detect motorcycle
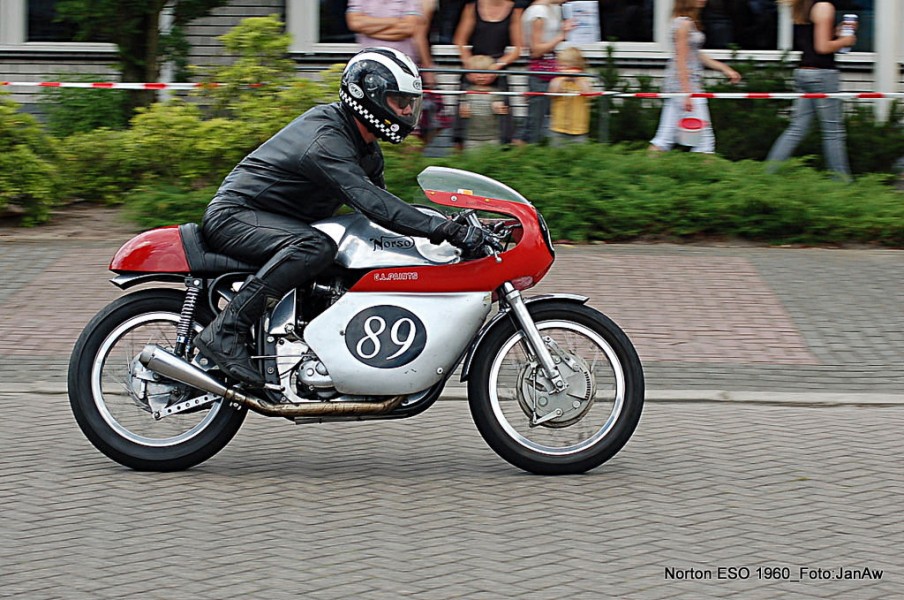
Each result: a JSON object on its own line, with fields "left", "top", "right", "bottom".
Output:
{"left": 68, "top": 167, "right": 644, "bottom": 475}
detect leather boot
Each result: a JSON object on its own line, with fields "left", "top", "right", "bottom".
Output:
{"left": 194, "top": 276, "right": 274, "bottom": 387}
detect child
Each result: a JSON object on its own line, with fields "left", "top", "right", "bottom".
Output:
{"left": 548, "top": 46, "right": 592, "bottom": 146}
{"left": 458, "top": 55, "right": 508, "bottom": 151}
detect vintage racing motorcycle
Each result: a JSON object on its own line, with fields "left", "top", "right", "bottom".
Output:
{"left": 68, "top": 167, "right": 644, "bottom": 475}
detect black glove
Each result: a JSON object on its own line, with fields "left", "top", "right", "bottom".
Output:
{"left": 430, "top": 220, "right": 489, "bottom": 253}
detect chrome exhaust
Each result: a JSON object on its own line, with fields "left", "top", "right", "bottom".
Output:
{"left": 138, "top": 345, "right": 404, "bottom": 418}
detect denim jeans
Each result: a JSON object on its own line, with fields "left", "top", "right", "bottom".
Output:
{"left": 519, "top": 75, "right": 551, "bottom": 144}
{"left": 766, "top": 68, "right": 851, "bottom": 179}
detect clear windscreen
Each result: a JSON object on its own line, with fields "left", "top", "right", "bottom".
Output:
{"left": 416, "top": 167, "right": 531, "bottom": 205}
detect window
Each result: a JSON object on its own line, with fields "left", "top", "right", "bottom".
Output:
{"left": 701, "top": 0, "right": 779, "bottom": 50}
{"left": 27, "top": 0, "right": 79, "bottom": 42}
{"left": 312, "top": 0, "right": 883, "bottom": 55}
{"left": 320, "top": 0, "right": 354, "bottom": 43}
{"left": 27, "top": 0, "right": 109, "bottom": 43}
{"left": 599, "top": 0, "right": 654, "bottom": 42}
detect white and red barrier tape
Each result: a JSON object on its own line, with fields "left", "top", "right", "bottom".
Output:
{"left": 1, "top": 80, "right": 902, "bottom": 99}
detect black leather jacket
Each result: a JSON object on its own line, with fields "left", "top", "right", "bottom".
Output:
{"left": 209, "top": 102, "right": 446, "bottom": 238}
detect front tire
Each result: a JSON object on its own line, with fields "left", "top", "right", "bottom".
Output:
{"left": 68, "top": 289, "right": 247, "bottom": 471}
{"left": 468, "top": 302, "right": 644, "bottom": 475}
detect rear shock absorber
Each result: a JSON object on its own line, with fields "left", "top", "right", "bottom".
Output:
{"left": 174, "top": 277, "right": 203, "bottom": 357}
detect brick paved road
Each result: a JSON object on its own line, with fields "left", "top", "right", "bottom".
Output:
{"left": 1, "top": 226, "right": 902, "bottom": 598}
{"left": 2, "top": 395, "right": 901, "bottom": 599}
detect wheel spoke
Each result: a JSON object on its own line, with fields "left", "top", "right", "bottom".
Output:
{"left": 488, "top": 320, "right": 626, "bottom": 456}
{"left": 91, "top": 311, "right": 221, "bottom": 447}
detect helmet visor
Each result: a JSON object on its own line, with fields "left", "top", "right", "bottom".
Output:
{"left": 384, "top": 92, "right": 423, "bottom": 129}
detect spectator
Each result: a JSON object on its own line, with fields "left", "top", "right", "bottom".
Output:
{"left": 648, "top": 0, "right": 741, "bottom": 154}
{"left": 547, "top": 46, "right": 592, "bottom": 146}
{"left": 452, "top": 0, "right": 523, "bottom": 150}
{"left": 459, "top": 55, "right": 509, "bottom": 150}
{"left": 413, "top": 0, "right": 448, "bottom": 149}
{"left": 766, "top": 0, "right": 856, "bottom": 181}
{"left": 519, "top": 0, "right": 574, "bottom": 145}
{"left": 346, "top": 0, "right": 422, "bottom": 64}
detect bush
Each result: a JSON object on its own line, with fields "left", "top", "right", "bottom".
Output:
{"left": 38, "top": 75, "right": 129, "bottom": 137}
{"left": 0, "top": 93, "right": 58, "bottom": 223}
{"left": 124, "top": 184, "right": 218, "bottom": 228}
{"left": 56, "top": 128, "right": 138, "bottom": 204}
{"left": 52, "top": 15, "right": 343, "bottom": 212}
{"left": 390, "top": 144, "right": 904, "bottom": 246}
{"left": 128, "top": 101, "right": 255, "bottom": 188}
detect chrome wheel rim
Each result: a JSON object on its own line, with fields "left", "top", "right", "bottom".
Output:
{"left": 488, "top": 320, "right": 625, "bottom": 456}
{"left": 90, "top": 312, "right": 221, "bottom": 447}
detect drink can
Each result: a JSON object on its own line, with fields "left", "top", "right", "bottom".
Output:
{"left": 839, "top": 14, "right": 857, "bottom": 54}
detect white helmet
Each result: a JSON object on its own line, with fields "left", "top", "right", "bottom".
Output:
{"left": 340, "top": 47, "right": 423, "bottom": 144}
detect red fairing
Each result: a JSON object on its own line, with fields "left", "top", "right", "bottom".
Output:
{"left": 109, "top": 226, "right": 190, "bottom": 273}
{"left": 350, "top": 190, "right": 554, "bottom": 293}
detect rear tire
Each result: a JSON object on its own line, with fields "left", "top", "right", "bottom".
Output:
{"left": 68, "top": 289, "right": 247, "bottom": 471}
{"left": 468, "top": 302, "right": 644, "bottom": 475}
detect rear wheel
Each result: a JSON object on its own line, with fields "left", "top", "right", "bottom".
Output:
{"left": 68, "top": 289, "right": 246, "bottom": 471}
{"left": 468, "top": 302, "right": 644, "bottom": 475}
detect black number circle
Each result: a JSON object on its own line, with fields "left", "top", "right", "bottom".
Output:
{"left": 345, "top": 306, "right": 427, "bottom": 368}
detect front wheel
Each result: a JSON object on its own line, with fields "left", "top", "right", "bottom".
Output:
{"left": 468, "top": 302, "right": 644, "bottom": 475}
{"left": 68, "top": 289, "right": 247, "bottom": 471}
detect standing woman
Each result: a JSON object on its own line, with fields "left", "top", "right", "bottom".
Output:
{"left": 452, "top": 0, "right": 523, "bottom": 149}
{"left": 766, "top": 0, "right": 857, "bottom": 180}
{"left": 649, "top": 0, "right": 741, "bottom": 153}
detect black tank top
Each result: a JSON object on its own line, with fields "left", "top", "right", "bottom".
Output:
{"left": 469, "top": 0, "right": 515, "bottom": 59}
{"left": 795, "top": 0, "right": 837, "bottom": 69}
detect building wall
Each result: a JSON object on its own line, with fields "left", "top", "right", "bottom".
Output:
{"left": 184, "top": 0, "right": 284, "bottom": 69}
{"left": 1, "top": 0, "right": 901, "bottom": 120}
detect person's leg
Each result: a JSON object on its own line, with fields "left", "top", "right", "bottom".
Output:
{"left": 536, "top": 79, "right": 551, "bottom": 144}
{"left": 197, "top": 205, "right": 337, "bottom": 386}
{"left": 812, "top": 70, "right": 852, "bottom": 180}
{"left": 766, "top": 69, "right": 817, "bottom": 170}
{"left": 452, "top": 74, "right": 468, "bottom": 152}
{"left": 649, "top": 97, "right": 681, "bottom": 151}
{"left": 524, "top": 76, "right": 549, "bottom": 144}
{"left": 496, "top": 74, "right": 514, "bottom": 144}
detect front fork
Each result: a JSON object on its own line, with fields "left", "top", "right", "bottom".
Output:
{"left": 500, "top": 282, "right": 567, "bottom": 392}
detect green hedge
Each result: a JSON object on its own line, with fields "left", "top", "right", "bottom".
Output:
{"left": 123, "top": 142, "right": 903, "bottom": 247}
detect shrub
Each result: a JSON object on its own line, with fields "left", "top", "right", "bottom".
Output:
{"left": 0, "top": 93, "right": 58, "bottom": 223}
{"left": 38, "top": 74, "right": 129, "bottom": 137}
{"left": 194, "top": 15, "right": 297, "bottom": 116}
{"left": 380, "top": 143, "right": 904, "bottom": 246}
{"left": 123, "top": 184, "right": 217, "bottom": 228}
{"left": 128, "top": 101, "right": 255, "bottom": 188}
{"left": 56, "top": 128, "right": 138, "bottom": 204}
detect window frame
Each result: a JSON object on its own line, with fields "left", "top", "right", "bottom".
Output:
{"left": 293, "top": 0, "right": 886, "bottom": 65}
{"left": 0, "top": 0, "right": 116, "bottom": 52}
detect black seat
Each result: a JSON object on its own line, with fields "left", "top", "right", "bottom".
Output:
{"left": 179, "top": 223, "right": 258, "bottom": 275}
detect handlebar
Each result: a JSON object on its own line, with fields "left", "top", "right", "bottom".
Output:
{"left": 458, "top": 210, "right": 505, "bottom": 263}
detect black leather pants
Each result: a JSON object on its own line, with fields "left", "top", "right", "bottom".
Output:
{"left": 201, "top": 201, "right": 338, "bottom": 295}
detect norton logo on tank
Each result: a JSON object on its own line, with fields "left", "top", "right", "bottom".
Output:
{"left": 344, "top": 306, "right": 427, "bottom": 368}
{"left": 371, "top": 235, "right": 415, "bottom": 250}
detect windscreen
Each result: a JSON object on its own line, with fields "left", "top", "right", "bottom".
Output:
{"left": 417, "top": 167, "right": 531, "bottom": 205}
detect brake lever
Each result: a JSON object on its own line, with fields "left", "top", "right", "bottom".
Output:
{"left": 484, "top": 233, "right": 504, "bottom": 263}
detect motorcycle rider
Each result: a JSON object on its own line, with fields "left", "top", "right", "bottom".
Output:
{"left": 194, "top": 47, "right": 492, "bottom": 388}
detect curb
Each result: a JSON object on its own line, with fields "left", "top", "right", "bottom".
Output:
{"left": 7, "top": 384, "right": 904, "bottom": 406}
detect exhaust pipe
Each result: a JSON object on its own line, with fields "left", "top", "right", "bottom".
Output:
{"left": 138, "top": 345, "right": 404, "bottom": 418}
